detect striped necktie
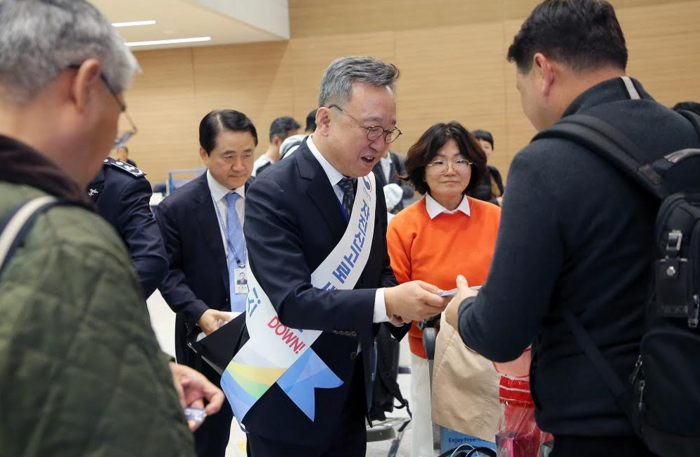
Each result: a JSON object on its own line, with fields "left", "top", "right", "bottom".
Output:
{"left": 337, "top": 177, "right": 356, "bottom": 218}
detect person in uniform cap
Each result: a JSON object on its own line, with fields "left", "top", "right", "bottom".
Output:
{"left": 87, "top": 157, "right": 168, "bottom": 298}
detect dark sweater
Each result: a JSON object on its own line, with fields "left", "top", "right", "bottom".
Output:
{"left": 458, "top": 77, "right": 700, "bottom": 437}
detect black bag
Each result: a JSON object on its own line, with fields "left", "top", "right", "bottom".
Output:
{"left": 368, "top": 324, "right": 410, "bottom": 421}
{"left": 533, "top": 111, "right": 700, "bottom": 457}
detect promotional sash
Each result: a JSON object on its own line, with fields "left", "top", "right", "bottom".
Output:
{"left": 221, "top": 172, "right": 377, "bottom": 423}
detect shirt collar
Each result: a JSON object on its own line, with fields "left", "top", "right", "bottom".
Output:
{"left": 425, "top": 193, "right": 470, "bottom": 219}
{"left": 306, "top": 135, "right": 345, "bottom": 187}
{"left": 206, "top": 169, "right": 245, "bottom": 203}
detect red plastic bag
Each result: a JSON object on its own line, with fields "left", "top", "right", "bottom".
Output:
{"left": 493, "top": 350, "right": 553, "bottom": 457}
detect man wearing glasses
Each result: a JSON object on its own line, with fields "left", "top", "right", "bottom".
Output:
{"left": 0, "top": 1, "right": 223, "bottom": 455}
{"left": 241, "top": 56, "right": 446, "bottom": 456}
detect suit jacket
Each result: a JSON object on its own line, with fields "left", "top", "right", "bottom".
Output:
{"left": 372, "top": 151, "right": 414, "bottom": 213}
{"left": 88, "top": 158, "right": 167, "bottom": 298}
{"left": 156, "top": 172, "right": 253, "bottom": 366}
{"left": 243, "top": 143, "right": 406, "bottom": 445}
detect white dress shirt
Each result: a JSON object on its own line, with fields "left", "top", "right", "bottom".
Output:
{"left": 306, "top": 136, "right": 390, "bottom": 324}
{"left": 207, "top": 170, "right": 245, "bottom": 258}
{"left": 251, "top": 154, "right": 273, "bottom": 177}
{"left": 425, "top": 192, "right": 471, "bottom": 220}
{"left": 380, "top": 154, "right": 392, "bottom": 183}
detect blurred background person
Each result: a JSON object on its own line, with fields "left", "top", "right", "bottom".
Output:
{"left": 467, "top": 129, "right": 504, "bottom": 205}
{"left": 116, "top": 145, "right": 137, "bottom": 166}
{"left": 252, "top": 115, "right": 300, "bottom": 176}
{"left": 388, "top": 122, "right": 501, "bottom": 456}
{"left": 280, "top": 108, "right": 319, "bottom": 160}
{"left": 373, "top": 149, "right": 414, "bottom": 214}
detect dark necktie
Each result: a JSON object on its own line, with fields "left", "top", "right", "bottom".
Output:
{"left": 337, "top": 177, "right": 356, "bottom": 218}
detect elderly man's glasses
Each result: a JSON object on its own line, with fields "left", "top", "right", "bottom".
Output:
{"left": 68, "top": 64, "right": 138, "bottom": 149}
{"left": 329, "top": 104, "right": 402, "bottom": 144}
{"left": 426, "top": 158, "right": 473, "bottom": 174}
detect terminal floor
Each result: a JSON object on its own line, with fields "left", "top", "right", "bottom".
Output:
{"left": 147, "top": 291, "right": 414, "bottom": 457}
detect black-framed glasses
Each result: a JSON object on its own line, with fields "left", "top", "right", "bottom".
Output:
{"left": 68, "top": 64, "right": 138, "bottom": 149}
{"left": 329, "top": 104, "right": 402, "bottom": 144}
{"left": 426, "top": 158, "right": 473, "bottom": 174}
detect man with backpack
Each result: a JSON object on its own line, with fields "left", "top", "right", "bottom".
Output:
{"left": 445, "top": 1, "right": 700, "bottom": 456}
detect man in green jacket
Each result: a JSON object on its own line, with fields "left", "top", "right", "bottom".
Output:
{"left": 0, "top": 1, "right": 224, "bottom": 456}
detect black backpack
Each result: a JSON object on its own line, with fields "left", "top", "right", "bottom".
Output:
{"left": 533, "top": 110, "right": 700, "bottom": 457}
{"left": 368, "top": 324, "right": 411, "bottom": 422}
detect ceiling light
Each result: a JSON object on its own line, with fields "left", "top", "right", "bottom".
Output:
{"left": 112, "top": 20, "right": 156, "bottom": 28}
{"left": 125, "top": 37, "right": 212, "bottom": 47}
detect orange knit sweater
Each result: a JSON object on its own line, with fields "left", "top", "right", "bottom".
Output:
{"left": 387, "top": 196, "right": 501, "bottom": 358}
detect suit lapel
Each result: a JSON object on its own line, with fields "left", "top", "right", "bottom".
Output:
{"left": 192, "top": 173, "right": 230, "bottom": 293}
{"left": 296, "top": 145, "right": 347, "bottom": 242}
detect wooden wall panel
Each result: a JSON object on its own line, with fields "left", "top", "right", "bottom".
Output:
{"left": 290, "top": 0, "right": 505, "bottom": 38}
{"left": 124, "top": 0, "right": 700, "bottom": 184}
{"left": 289, "top": 32, "right": 396, "bottom": 124}
{"left": 124, "top": 48, "right": 199, "bottom": 181}
{"left": 192, "top": 41, "right": 295, "bottom": 155}
{"left": 393, "top": 23, "right": 509, "bottom": 169}
{"left": 623, "top": 2, "right": 700, "bottom": 108}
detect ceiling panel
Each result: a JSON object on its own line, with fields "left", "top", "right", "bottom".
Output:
{"left": 91, "top": 0, "right": 287, "bottom": 51}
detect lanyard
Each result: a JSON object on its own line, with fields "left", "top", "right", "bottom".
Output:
{"left": 212, "top": 195, "right": 246, "bottom": 267}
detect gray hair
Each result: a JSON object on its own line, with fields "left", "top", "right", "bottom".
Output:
{"left": 318, "top": 56, "right": 399, "bottom": 108}
{"left": 0, "top": 0, "right": 139, "bottom": 104}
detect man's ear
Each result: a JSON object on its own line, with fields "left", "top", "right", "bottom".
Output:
{"left": 316, "top": 107, "right": 332, "bottom": 137}
{"left": 533, "top": 53, "right": 555, "bottom": 97}
{"left": 272, "top": 136, "right": 283, "bottom": 147}
{"left": 199, "top": 147, "right": 210, "bottom": 165}
{"left": 70, "top": 59, "right": 103, "bottom": 112}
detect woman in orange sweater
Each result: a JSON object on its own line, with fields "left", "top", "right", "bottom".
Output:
{"left": 387, "top": 122, "right": 501, "bottom": 456}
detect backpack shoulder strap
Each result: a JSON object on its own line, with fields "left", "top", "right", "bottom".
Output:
{"left": 0, "top": 197, "right": 84, "bottom": 276}
{"left": 533, "top": 114, "right": 670, "bottom": 199}
{"left": 677, "top": 110, "right": 700, "bottom": 139}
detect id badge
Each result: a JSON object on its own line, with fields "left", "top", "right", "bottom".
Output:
{"left": 234, "top": 268, "right": 248, "bottom": 295}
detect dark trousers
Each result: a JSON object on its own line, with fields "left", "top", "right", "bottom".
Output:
{"left": 193, "top": 355, "right": 234, "bottom": 457}
{"left": 551, "top": 435, "right": 659, "bottom": 457}
{"left": 248, "top": 358, "right": 367, "bottom": 457}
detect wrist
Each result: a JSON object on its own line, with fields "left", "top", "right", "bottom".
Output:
{"left": 383, "top": 287, "right": 394, "bottom": 317}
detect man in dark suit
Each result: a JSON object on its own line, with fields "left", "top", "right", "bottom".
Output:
{"left": 157, "top": 110, "right": 257, "bottom": 457}
{"left": 372, "top": 150, "right": 414, "bottom": 213}
{"left": 87, "top": 157, "right": 167, "bottom": 298}
{"left": 243, "top": 56, "right": 446, "bottom": 456}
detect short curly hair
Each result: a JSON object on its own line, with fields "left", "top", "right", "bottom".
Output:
{"left": 402, "top": 122, "right": 487, "bottom": 196}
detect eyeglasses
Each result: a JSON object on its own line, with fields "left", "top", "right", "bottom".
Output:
{"left": 68, "top": 64, "right": 138, "bottom": 149}
{"left": 426, "top": 158, "right": 473, "bottom": 174}
{"left": 329, "top": 104, "right": 402, "bottom": 144}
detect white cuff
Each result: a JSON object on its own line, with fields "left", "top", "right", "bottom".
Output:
{"left": 373, "top": 288, "right": 390, "bottom": 323}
